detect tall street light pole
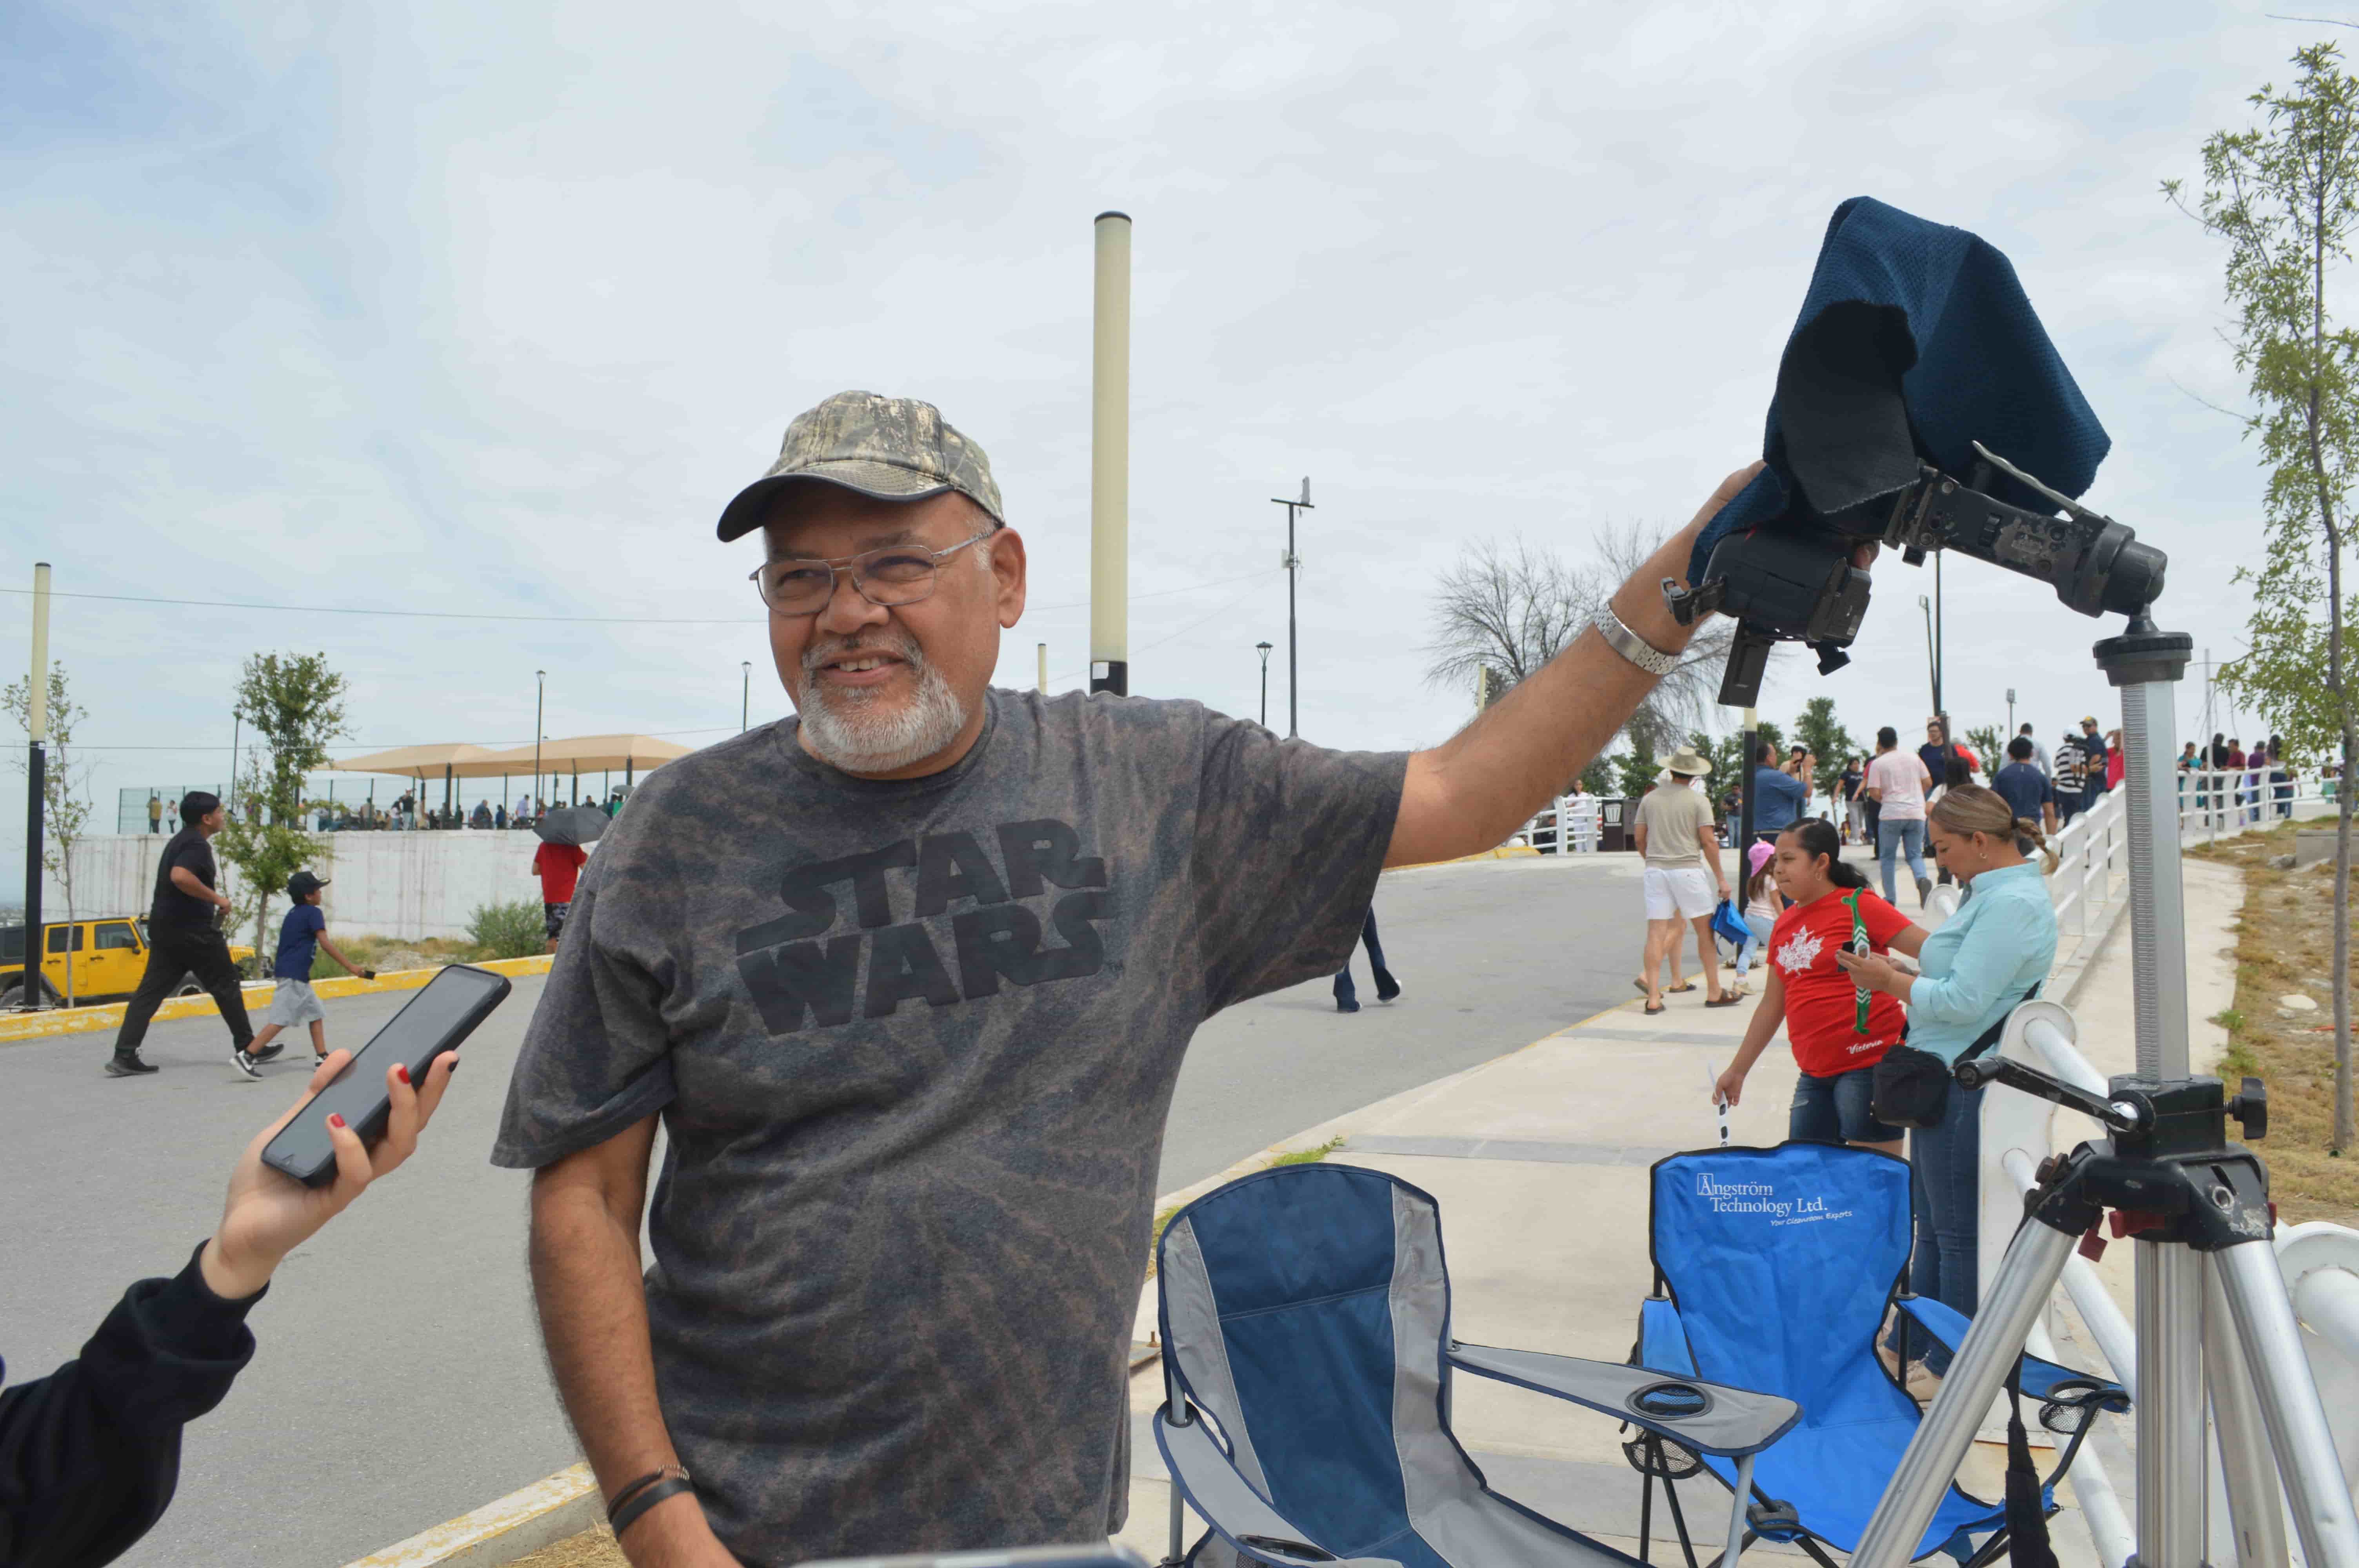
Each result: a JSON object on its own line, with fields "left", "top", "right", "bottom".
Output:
{"left": 534, "top": 670, "right": 545, "bottom": 815}
{"left": 741, "top": 661, "right": 751, "bottom": 732}
{"left": 1917, "top": 594, "right": 1941, "bottom": 717}
{"left": 21, "top": 564, "right": 49, "bottom": 1010}
{"left": 1256, "top": 641, "right": 1273, "bottom": 729}
{"left": 1271, "top": 479, "right": 1311, "bottom": 738}
{"left": 1090, "top": 211, "right": 1131, "bottom": 696}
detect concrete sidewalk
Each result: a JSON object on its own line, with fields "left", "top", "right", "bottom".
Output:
{"left": 1112, "top": 858, "right": 2245, "bottom": 1566}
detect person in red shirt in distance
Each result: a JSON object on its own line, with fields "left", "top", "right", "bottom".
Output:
{"left": 532, "top": 838, "right": 589, "bottom": 954}
{"left": 1713, "top": 818, "right": 1927, "bottom": 1155}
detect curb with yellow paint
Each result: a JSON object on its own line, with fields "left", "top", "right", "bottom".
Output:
{"left": 339, "top": 1463, "right": 598, "bottom": 1568}
{"left": 0, "top": 955, "right": 554, "bottom": 1045}
{"left": 1389, "top": 843, "right": 1543, "bottom": 872}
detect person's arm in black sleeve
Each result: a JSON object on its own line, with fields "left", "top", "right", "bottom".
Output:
{"left": 2, "top": 1048, "right": 459, "bottom": 1568}
{"left": 0, "top": 1243, "right": 265, "bottom": 1568}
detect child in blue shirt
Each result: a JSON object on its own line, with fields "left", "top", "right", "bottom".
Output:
{"left": 239, "top": 871, "right": 373, "bottom": 1076}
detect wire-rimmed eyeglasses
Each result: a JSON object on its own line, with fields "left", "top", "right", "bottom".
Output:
{"left": 748, "top": 524, "right": 998, "bottom": 617}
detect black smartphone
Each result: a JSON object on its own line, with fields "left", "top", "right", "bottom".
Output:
{"left": 261, "top": 964, "right": 512, "bottom": 1185}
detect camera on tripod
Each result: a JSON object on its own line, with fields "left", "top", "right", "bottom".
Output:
{"left": 1661, "top": 290, "right": 2169, "bottom": 708}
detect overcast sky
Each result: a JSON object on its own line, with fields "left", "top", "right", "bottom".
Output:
{"left": 0, "top": 0, "right": 2332, "bottom": 888}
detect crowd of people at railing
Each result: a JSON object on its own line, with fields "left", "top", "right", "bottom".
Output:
{"left": 138, "top": 788, "right": 637, "bottom": 835}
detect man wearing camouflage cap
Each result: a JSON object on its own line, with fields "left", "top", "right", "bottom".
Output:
{"left": 496, "top": 388, "right": 1763, "bottom": 1565}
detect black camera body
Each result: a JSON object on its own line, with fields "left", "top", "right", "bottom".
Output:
{"left": 1669, "top": 441, "right": 2168, "bottom": 708}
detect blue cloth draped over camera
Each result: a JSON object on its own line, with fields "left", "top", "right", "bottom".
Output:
{"left": 1687, "top": 196, "right": 2112, "bottom": 586}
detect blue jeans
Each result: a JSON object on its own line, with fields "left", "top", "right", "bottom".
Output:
{"left": 1877, "top": 818, "right": 1927, "bottom": 904}
{"left": 1733, "top": 912, "right": 1773, "bottom": 979}
{"left": 1885, "top": 1082, "right": 1983, "bottom": 1374}
{"left": 1788, "top": 1066, "right": 1900, "bottom": 1145}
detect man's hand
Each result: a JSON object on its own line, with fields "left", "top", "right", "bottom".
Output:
{"left": 199, "top": 1049, "right": 459, "bottom": 1299}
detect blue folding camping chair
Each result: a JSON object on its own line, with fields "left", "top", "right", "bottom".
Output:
{"left": 1632, "top": 1142, "right": 2127, "bottom": 1568}
{"left": 1152, "top": 1162, "right": 1803, "bottom": 1568}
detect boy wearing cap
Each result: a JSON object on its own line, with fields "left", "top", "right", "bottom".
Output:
{"left": 240, "top": 870, "right": 373, "bottom": 1076}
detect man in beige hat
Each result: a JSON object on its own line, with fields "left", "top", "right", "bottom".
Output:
{"left": 496, "top": 388, "right": 1765, "bottom": 1566}
{"left": 1632, "top": 747, "right": 1737, "bottom": 1015}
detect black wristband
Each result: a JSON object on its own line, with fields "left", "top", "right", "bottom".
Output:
{"left": 609, "top": 1475, "right": 695, "bottom": 1537}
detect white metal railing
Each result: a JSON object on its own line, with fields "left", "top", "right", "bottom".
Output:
{"left": 1516, "top": 794, "right": 1603, "bottom": 853}
{"left": 2046, "top": 786, "right": 2126, "bottom": 956}
{"left": 1978, "top": 1004, "right": 2359, "bottom": 1565}
{"left": 2179, "top": 765, "right": 2338, "bottom": 844}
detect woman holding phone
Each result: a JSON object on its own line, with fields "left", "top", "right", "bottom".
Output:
{"left": 1836, "top": 785, "right": 2057, "bottom": 1390}
{"left": 1712, "top": 818, "right": 1922, "bottom": 1156}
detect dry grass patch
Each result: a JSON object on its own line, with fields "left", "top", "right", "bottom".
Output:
{"left": 2188, "top": 821, "right": 2359, "bottom": 1224}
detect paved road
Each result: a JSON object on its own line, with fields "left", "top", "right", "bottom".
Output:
{"left": 0, "top": 853, "right": 1657, "bottom": 1566}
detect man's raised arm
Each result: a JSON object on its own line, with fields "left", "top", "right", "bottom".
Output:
{"left": 1387, "top": 463, "right": 1762, "bottom": 869}
{"left": 530, "top": 1116, "right": 738, "bottom": 1568}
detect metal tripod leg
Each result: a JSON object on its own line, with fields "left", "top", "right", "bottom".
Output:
{"left": 2213, "top": 1241, "right": 2359, "bottom": 1568}
{"left": 2136, "top": 1241, "right": 2208, "bottom": 1567}
{"left": 1850, "top": 1217, "right": 2079, "bottom": 1568}
{"left": 2203, "top": 1254, "right": 2288, "bottom": 1568}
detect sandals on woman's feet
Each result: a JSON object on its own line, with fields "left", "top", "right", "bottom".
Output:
{"left": 1703, "top": 994, "right": 1742, "bottom": 1008}
{"left": 1643, "top": 1001, "right": 1667, "bottom": 1015}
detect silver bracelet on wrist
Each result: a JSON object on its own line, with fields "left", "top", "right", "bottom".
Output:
{"left": 1590, "top": 606, "right": 1681, "bottom": 677}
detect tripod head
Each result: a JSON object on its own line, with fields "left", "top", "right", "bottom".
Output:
{"left": 1665, "top": 441, "right": 2170, "bottom": 708}
{"left": 1962, "top": 1053, "right": 2275, "bottom": 1250}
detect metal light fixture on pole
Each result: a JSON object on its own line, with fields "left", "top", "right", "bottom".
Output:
{"left": 1917, "top": 594, "right": 1941, "bottom": 717}
{"left": 1256, "top": 641, "right": 1273, "bottom": 729}
{"left": 741, "top": 661, "right": 751, "bottom": 733}
{"left": 1090, "top": 210, "right": 1131, "bottom": 697}
{"left": 2006, "top": 687, "right": 2017, "bottom": 741}
{"left": 1272, "top": 479, "right": 1312, "bottom": 738}
{"left": 1037, "top": 642, "right": 1048, "bottom": 694}
{"left": 534, "top": 670, "right": 545, "bottom": 817}
{"left": 20, "top": 564, "right": 49, "bottom": 1010}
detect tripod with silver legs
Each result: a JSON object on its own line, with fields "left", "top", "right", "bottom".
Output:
{"left": 1850, "top": 616, "right": 2359, "bottom": 1568}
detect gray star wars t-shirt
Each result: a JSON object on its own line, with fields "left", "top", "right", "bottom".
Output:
{"left": 492, "top": 687, "right": 1404, "bottom": 1565}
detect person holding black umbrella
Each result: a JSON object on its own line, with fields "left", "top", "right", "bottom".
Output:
{"left": 531, "top": 806, "right": 602, "bottom": 951}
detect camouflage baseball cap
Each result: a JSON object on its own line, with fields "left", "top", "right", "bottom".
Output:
{"left": 714, "top": 389, "right": 1005, "bottom": 542}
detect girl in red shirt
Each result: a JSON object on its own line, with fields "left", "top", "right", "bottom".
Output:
{"left": 1712, "top": 818, "right": 1928, "bottom": 1154}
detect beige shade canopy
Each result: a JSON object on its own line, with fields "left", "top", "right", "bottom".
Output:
{"left": 325, "top": 743, "right": 516, "bottom": 780}
{"left": 475, "top": 734, "right": 696, "bottom": 775}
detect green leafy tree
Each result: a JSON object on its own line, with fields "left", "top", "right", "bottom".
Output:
{"left": 1963, "top": 724, "right": 2003, "bottom": 773}
{"left": 1793, "top": 697, "right": 1857, "bottom": 817}
{"left": 214, "top": 653, "right": 351, "bottom": 964}
{"left": 1614, "top": 733, "right": 1660, "bottom": 800}
{"left": 2167, "top": 41, "right": 2359, "bottom": 1150}
{"left": 1577, "top": 756, "right": 1616, "bottom": 796}
{"left": 2, "top": 667, "right": 96, "bottom": 1004}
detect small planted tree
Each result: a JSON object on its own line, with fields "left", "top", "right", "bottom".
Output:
{"left": 2, "top": 668, "right": 96, "bottom": 1003}
{"left": 2167, "top": 41, "right": 2359, "bottom": 1151}
{"left": 214, "top": 653, "right": 350, "bottom": 964}
{"left": 1794, "top": 697, "right": 1858, "bottom": 817}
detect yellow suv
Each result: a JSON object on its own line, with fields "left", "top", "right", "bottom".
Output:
{"left": 1, "top": 918, "right": 257, "bottom": 1007}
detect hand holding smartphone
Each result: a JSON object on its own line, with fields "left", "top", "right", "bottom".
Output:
{"left": 262, "top": 964, "right": 511, "bottom": 1185}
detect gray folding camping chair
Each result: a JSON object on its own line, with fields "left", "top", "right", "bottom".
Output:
{"left": 1151, "top": 1162, "right": 1802, "bottom": 1568}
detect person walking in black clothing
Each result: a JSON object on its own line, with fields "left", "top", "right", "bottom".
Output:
{"left": 105, "top": 792, "right": 264, "bottom": 1078}
{"left": 1332, "top": 906, "right": 1401, "bottom": 1014}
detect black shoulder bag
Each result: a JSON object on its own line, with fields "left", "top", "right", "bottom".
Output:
{"left": 1871, "top": 980, "right": 2040, "bottom": 1130}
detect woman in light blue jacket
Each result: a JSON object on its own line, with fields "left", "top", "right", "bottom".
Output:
{"left": 1837, "top": 784, "right": 2057, "bottom": 1391}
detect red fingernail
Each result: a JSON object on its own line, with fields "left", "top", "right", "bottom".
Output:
{"left": 328, "top": 1113, "right": 346, "bottom": 1129}
{"left": 396, "top": 1063, "right": 412, "bottom": 1085}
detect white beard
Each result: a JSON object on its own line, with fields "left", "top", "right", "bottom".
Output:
{"left": 796, "top": 637, "right": 970, "bottom": 774}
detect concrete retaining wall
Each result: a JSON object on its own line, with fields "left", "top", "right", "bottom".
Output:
{"left": 50, "top": 832, "right": 568, "bottom": 942}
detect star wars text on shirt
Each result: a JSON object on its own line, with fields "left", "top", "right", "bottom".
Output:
{"left": 732, "top": 818, "right": 1111, "bottom": 1034}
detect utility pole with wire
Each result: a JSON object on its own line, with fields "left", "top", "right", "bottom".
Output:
{"left": 1272, "top": 478, "right": 1311, "bottom": 738}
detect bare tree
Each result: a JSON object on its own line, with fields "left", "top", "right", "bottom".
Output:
{"left": 1425, "top": 524, "right": 1742, "bottom": 750}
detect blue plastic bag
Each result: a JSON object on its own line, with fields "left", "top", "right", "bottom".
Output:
{"left": 1709, "top": 897, "right": 1750, "bottom": 951}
